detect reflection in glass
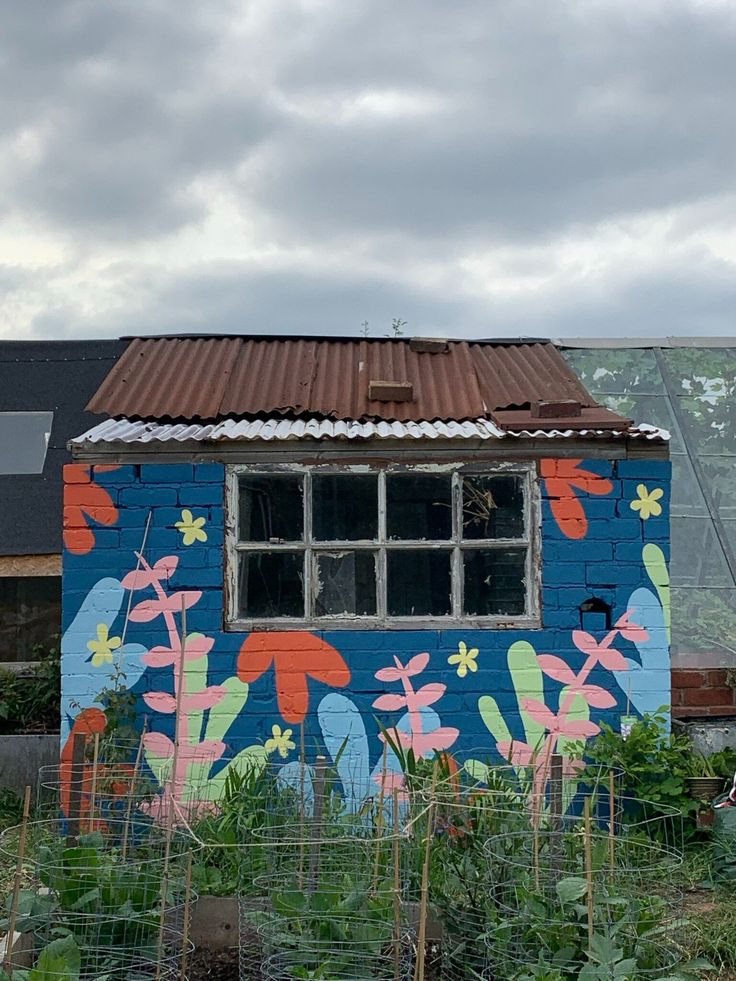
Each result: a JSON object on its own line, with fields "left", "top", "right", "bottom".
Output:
{"left": 314, "top": 552, "right": 377, "bottom": 617}
{"left": 238, "top": 552, "right": 304, "bottom": 618}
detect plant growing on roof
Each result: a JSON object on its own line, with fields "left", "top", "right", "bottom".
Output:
{"left": 123, "top": 552, "right": 265, "bottom": 819}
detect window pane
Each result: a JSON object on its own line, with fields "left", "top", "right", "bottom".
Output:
{"left": 238, "top": 475, "right": 303, "bottom": 542}
{"left": 314, "top": 551, "right": 377, "bottom": 617}
{"left": 313, "top": 474, "right": 378, "bottom": 541}
{"left": 464, "top": 548, "right": 526, "bottom": 616}
{"left": 238, "top": 552, "right": 304, "bottom": 618}
{"left": 0, "top": 576, "right": 60, "bottom": 661}
{"left": 462, "top": 474, "right": 524, "bottom": 539}
{"left": 387, "top": 550, "right": 451, "bottom": 616}
{"left": 0, "top": 412, "right": 53, "bottom": 475}
{"left": 386, "top": 474, "right": 452, "bottom": 540}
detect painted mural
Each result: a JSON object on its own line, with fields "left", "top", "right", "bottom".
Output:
{"left": 61, "top": 457, "right": 671, "bottom": 817}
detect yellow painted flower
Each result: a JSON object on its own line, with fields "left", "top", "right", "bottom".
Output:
{"left": 264, "top": 724, "right": 296, "bottom": 759}
{"left": 629, "top": 484, "right": 664, "bottom": 520}
{"left": 175, "top": 508, "right": 208, "bottom": 545}
{"left": 87, "top": 623, "right": 121, "bottom": 668}
{"left": 448, "top": 641, "right": 479, "bottom": 678}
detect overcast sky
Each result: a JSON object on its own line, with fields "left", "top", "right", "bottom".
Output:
{"left": 2, "top": 0, "right": 735, "bottom": 341}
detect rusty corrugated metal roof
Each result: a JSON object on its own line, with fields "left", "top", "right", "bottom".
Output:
{"left": 86, "top": 335, "right": 627, "bottom": 429}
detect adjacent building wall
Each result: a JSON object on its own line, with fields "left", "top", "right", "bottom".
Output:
{"left": 61, "top": 456, "right": 671, "bottom": 815}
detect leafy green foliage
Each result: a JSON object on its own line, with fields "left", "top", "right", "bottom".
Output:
{"left": 0, "top": 644, "right": 60, "bottom": 734}
{"left": 0, "top": 936, "right": 84, "bottom": 981}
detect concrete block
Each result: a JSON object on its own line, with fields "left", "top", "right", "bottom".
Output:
{"left": 141, "top": 464, "right": 195, "bottom": 483}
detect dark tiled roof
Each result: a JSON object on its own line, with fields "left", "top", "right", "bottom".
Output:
{"left": 0, "top": 340, "right": 126, "bottom": 555}
{"left": 87, "top": 335, "right": 628, "bottom": 430}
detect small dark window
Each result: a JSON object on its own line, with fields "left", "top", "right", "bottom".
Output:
{"left": 0, "top": 576, "right": 61, "bottom": 661}
{"left": 313, "top": 474, "right": 378, "bottom": 541}
{"left": 386, "top": 474, "right": 452, "bottom": 540}
{"left": 314, "top": 551, "right": 377, "bottom": 617}
{"left": 387, "top": 550, "right": 452, "bottom": 617}
{"left": 579, "top": 597, "right": 612, "bottom": 631}
{"left": 462, "top": 474, "right": 524, "bottom": 539}
{"left": 238, "top": 552, "right": 304, "bottom": 619}
{"left": 238, "top": 475, "right": 303, "bottom": 542}
{"left": 464, "top": 548, "right": 526, "bottom": 617}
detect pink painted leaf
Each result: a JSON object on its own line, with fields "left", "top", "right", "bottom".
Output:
{"left": 129, "top": 590, "right": 201, "bottom": 622}
{"left": 413, "top": 683, "right": 445, "bottom": 707}
{"left": 410, "top": 727, "right": 459, "bottom": 755}
{"left": 560, "top": 719, "right": 600, "bottom": 739}
{"left": 615, "top": 610, "right": 650, "bottom": 644}
{"left": 143, "top": 731, "right": 174, "bottom": 759}
{"left": 497, "top": 740, "right": 534, "bottom": 767}
{"left": 577, "top": 684, "right": 617, "bottom": 709}
{"left": 153, "top": 556, "right": 179, "bottom": 579}
{"left": 537, "top": 655, "right": 577, "bottom": 686}
{"left": 571, "top": 630, "right": 600, "bottom": 657}
{"left": 143, "top": 692, "right": 177, "bottom": 714}
{"left": 372, "top": 693, "right": 407, "bottom": 711}
{"left": 375, "top": 666, "right": 402, "bottom": 682}
{"left": 182, "top": 686, "right": 227, "bottom": 712}
{"left": 596, "top": 647, "right": 628, "bottom": 671}
{"left": 404, "top": 652, "right": 430, "bottom": 676}
{"left": 521, "top": 698, "right": 558, "bottom": 731}
{"left": 142, "top": 646, "right": 177, "bottom": 668}
{"left": 121, "top": 568, "right": 159, "bottom": 591}
{"left": 184, "top": 634, "right": 215, "bottom": 658}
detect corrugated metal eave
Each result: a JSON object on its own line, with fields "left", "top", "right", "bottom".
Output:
{"left": 70, "top": 417, "right": 671, "bottom": 445}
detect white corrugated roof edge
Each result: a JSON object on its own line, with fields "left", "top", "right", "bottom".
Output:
{"left": 70, "top": 417, "right": 671, "bottom": 444}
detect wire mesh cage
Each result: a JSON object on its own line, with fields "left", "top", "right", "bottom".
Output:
{"left": 0, "top": 816, "right": 198, "bottom": 981}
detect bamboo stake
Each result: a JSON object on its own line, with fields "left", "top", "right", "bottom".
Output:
{"left": 121, "top": 723, "right": 147, "bottom": 861}
{"left": 392, "top": 787, "right": 401, "bottom": 981}
{"left": 608, "top": 770, "right": 616, "bottom": 874}
{"left": 549, "top": 753, "right": 563, "bottom": 885}
{"left": 298, "top": 723, "right": 306, "bottom": 890}
{"left": 67, "top": 732, "right": 86, "bottom": 843}
{"left": 4, "top": 786, "right": 31, "bottom": 978}
{"left": 87, "top": 732, "right": 100, "bottom": 833}
{"left": 179, "top": 851, "right": 193, "bottom": 979}
{"left": 373, "top": 740, "right": 389, "bottom": 891}
{"left": 584, "top": 796, "right": 594, "bottom": 953}
{"left": 413, "top": 759, "right": 438, "bottom": 981}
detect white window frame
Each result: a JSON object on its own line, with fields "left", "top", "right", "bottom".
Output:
{"left": 225, "top": 461, "right": 541, "bottom": 630}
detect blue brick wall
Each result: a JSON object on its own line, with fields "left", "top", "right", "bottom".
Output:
{"left": 61, "top": 457, "right": 671, "bottom": 809}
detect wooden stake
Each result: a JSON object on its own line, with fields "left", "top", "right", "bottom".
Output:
{"left": 413, "top": 759, "right": 438, "bottom": 981}
{"left": 168, "top": 596, "right": 188, "bottom": 823}
{"left": 121, "top": 724, "right": 147, "bottom": 861}
{"left": 298, "top": 723, "right": 306, "bottom": 890}
{"left": 549, "top": 753, "right": 563, "bottom": 884}
{"left": 392, "top": 788, "right": 401, "bottom": 981}
{"left": 179, "top": 851, "right": 193, "bottom": 979}
{"left": 584, "top": 797, "right": 594, "bottom": 953}
{"left": 87, "top": 732, "right": 100, "bottom": 833}
{"left": 4, "top": 786, "right": 31, "bottom": 978}
{"left": 373, "top": 741, "right": 389, "bottom": 891}
{"left": 67, "top": 732, "right": 86, "bottom": 843}
{"left": 608, "top": 770, "right": 616, "bottom": 874}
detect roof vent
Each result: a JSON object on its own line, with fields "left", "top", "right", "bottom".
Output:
{"left": 368, "top": 380, "right": 414, "bottom": 402}
{"left": 409, "top": 337, "right": 449, "bottom": 354}
{"left": 531, "top": 399, "right": 582, "bottom": 419}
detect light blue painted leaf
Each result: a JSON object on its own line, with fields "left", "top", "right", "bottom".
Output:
{"left": 277, "top": 760, "right": 314, "bottom": 817}
{"left": 613, "top": 586, "right": 670, "bottom": 718}
{"left": 318, "top": 694, "right": 370, "bottom": 814}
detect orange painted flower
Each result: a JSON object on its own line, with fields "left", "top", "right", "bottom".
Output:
{"left": 540, "top": 459, "right": 613, "bottom": 540}
{"left": 64, "top": 464, "right": 119, "bottom": 554}
{"left": 237, "top": 632, "right": 351, "bottom": 724}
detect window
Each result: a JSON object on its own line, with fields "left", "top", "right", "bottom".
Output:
{"left": 0, "top": 576, "right": 61, "bottom": 661}
{"left": 226, "top": 464, "right": 539, "bottom": 627}
{"left": 0, "top": 412, "right": 53, "bottom": 475}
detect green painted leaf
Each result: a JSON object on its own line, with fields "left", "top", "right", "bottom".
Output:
{"left": 182, "top": 633, "right": 210, "bottom": 742}
{"left": 643, "top": 543, "right": 670, "bottom": 642}
{"left": 508, "top": 641, "right": 545, "bottom": 751}
{"left": 478, "top": 695, "right": 512, "bottom": 746}
{"left": 463, "top": 759, "right": 490, "bottom": 784}
{"left": 204, "top": 677, "right": 250, "bottom": 744}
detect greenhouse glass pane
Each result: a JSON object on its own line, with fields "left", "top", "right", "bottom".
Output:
{"left": 670, "top": 517, "right": 734, "bottom": 588}
{"left": 662, "top": 348, "right": 736, "bottom": 397}
{"left": 676, "top": 396, "right": 736, "bottom": 456}
{"left": 670, "top": 586, "right": 736, "bottom": 662}
{"left": 670, "top": 454, "right": 708, "bottom": 518}
{"left": 562, "top": 349, "right": 665, "bottom": 395}
{"left": 699, "top": 457, "right": 736, "bottom": 517}
{"left": 592, "top": 394, "right": 684, "bottom": 452}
